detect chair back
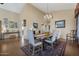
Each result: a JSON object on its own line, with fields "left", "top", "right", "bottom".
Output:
{"left": 51, "top": 31, "right": 58, "bottom": 42}
{"left": 27, "top": 30, "right": 35, "bottom": 45}
{"left": 56, "top": 31, "right": 61, "bottom": 40}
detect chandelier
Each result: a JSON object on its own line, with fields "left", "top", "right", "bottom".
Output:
{"left": 44, "top": 4, "right": 53, "bottom": 20}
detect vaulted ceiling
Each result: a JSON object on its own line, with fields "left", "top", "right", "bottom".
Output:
{"left": 0, "top": 3, "right": 76, "bottom": 13}
{"left": 32, "top": 3, "right": 76, "bottom": 13}
{"left": 0, "top": 3, "right": 25, "bottom": 13}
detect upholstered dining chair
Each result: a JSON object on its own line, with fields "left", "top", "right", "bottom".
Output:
{"left": 56, "top": 31, "right": 61, "bottom": 40}
{"left": 45, "top": 31, "right": 60, "bottom": 49}
{"left": 54, "top": 31, "right": 61, "bottom": 45}
{"left": 27, "top": 30, "right": 43, "bottom": 55}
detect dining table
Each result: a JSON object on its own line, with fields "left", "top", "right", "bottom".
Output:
{"left": 35, "top": 33, "right": 53, "bottom": 39}
{"left": 34, "top": 33, "right": 53, "bottom": 50}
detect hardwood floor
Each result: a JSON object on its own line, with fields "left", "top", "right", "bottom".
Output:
{"left": 0, "top": 38, "right": 79, "bottom": 56}
{"left": 0, "top": 39, "right": 25, "bottom": 56}
{"left": 64, "top": 40, "right": 79, "bottom": 56}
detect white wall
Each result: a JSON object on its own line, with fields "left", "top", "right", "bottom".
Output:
{"left": 50, "top": 9, "right": 76, "bottom": 39}
{"left": 19, "top": 4, "right": 45, "bottom": 39}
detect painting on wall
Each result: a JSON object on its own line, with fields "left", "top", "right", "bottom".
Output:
{"left": 23, "top": 19, "right": 26, "bottom": 27}
{"left": 33, "top": 23, "right": 38, "bottom": 28}
{"left": 55, "top": 20, "right": 65, "bottom": 28}
{"left": 9, "top": 21, "right": 18, "bottom": 28}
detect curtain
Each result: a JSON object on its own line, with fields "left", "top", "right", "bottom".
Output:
{"left": 77, "top": 15, "right": 79, "bottom": 43}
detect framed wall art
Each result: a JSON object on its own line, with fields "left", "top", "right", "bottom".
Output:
{"left": 33, "top": 23, "right": 38, "bottom": 28}
{"left": 55, "top": 20, "right": 65, "bottom": 28}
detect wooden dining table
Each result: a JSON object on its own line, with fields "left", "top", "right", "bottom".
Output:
{"left": 35, "top": 34, "right": 47, "bottom": 39}
{"left": 35, "top": 33, "right": 53, "bottom": 39}
{"left": 34, "top": 33, "right": 53, "bottom": 50}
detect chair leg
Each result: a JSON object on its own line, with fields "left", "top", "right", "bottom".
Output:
{"left": 51, "top": 44, "right": 54, "bottom": 50}
{"left": 32, "top": 46, "right": 35, "bottom": 55}
{"left": 41, "top": 44, "right": 43, "bottom": 54}
{"left": 28, "top": 44, "right": 31, "bottom": 50}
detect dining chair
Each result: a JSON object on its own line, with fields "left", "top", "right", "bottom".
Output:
{"left": 27, "top": 30, "right": 43, "bottom": 55}
{"left": 45, "top": 31, "right": 59, "bottom": 49}
{"left": 66, "top": 30, "right": 76, "bottom": 43}
{"left": 56, "top": 31, "right": 61, "bottom": 40}
{"left": 54, "top": 31, "right": 61, "bottom": 45}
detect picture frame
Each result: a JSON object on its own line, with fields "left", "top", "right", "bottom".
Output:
{"left": 55, "top": 20, "right": 65, "bottom": 28}
{"left": 33, "top": 23, "right": 38, "bottom": 28}
{"left": 9, "top": 21, "right": 18, "bottom": 28}
{"left": 23, "top": 19, "right": 26, "bottom": 27}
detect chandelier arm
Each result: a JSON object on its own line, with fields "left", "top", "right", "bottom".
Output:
{"left": 44, "top": 3, "right": 53, "bottom": 20}
{"left": 47, "top": 3, "right": 48, "bottom": 14}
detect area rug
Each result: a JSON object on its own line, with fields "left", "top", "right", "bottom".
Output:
{"left": 21, "top": 41, "right": 66, "bottom": 56}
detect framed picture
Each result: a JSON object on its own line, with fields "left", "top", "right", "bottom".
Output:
{"left": 33, "top": 23, "right": 38, "bottom": 28}
{"left": 55, "top": 20, "right": 65, "bottom": 28}
{"left": 9, "top": 21, "right": 18, "bottom": 28}
{"left": 23, "top": 19, "right": 26, "bottom": 27}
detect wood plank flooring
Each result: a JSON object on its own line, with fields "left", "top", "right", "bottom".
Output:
{"left": 64, "top": 40, "right": 79, "bottom": 56}
{"left": 0, "top": 39, "right": 79, "bottom": 56}
{"left": 0, "top": 39, "right": 25, "bottom": 56}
